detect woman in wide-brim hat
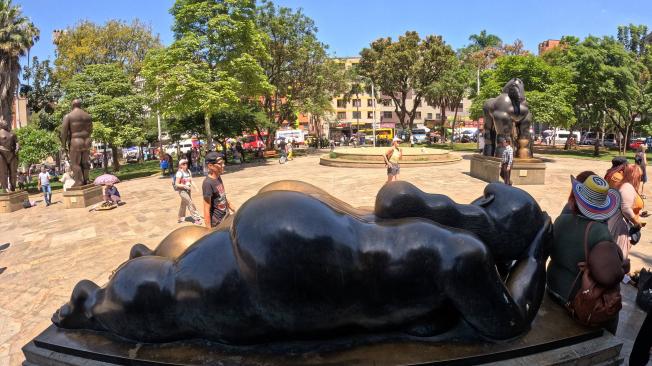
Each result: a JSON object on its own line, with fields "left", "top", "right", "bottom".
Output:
{"left": 546, "top": 174, "right": 628, "bottom": 333}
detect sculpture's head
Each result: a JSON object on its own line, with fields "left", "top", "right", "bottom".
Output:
{"left": 51, "top": 280, "right": 103, "bottom": 331}
{"left": 71, "top": 99, "right": 82, "bottom": 109}
{"left": 0, "top": 118, "right": 9, "bottom": 131}
{"left": 502, "top": 78, "right": 526, "bottom": 103}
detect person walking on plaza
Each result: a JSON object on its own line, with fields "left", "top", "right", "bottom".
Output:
{"left": 37, "top": 166, "right": 52, "bottom": 206}
{"left": 607, "top": 164, "right": 645, "bottom": 260}
{"left": 547, "top": 174, "right": 627, "bottom": 334}
{"left": 287, "top": 139, "right": 294, "bottom": 161}
{"left": 635, "top": 145, "right": 647, "bottom": 198}
{"left": 630, "top": 310, "right": 652, "bottom": 366}
{"left": 384, "top": 137, "right": 402, "bottom": 182}
{"left": 202, "top": 152, "right": 235, "bottom": 228}
{"left": 175, "top": 159, "right": 203, "bottom": 225}
{"left": 500, "top": 138, "right": 514, "bottom": 186}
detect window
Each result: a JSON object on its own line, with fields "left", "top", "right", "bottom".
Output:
{"left": 427, "top": 113, "right": 433, "bottom": 120}
{"left": 367, "top": 111, "right": 374, "bottom": 119}
{"left": 458, "top": 102, "right": 464, "bottom": 109}
{"left": 415, "top": 112, "right": 422, "bottom": 119}
{"left": 436, "top": 113, "right": 441, "bottom": 120}
{"left": 449, "top": 105, "right": 456, "bottom": 112}
{"left": 367, "top": 99, "right": 374, "bottom": 107}
{"left": 383, "top": 111, "right": 393, "bottom": 119}
{"left": 352, "top": 99, "right": 361, "bottom": 107}
{"left": 337, "top": 111, "right": 346, "bottom": 119}
{"left": 352, "top": 111, "right": 361, "bottom": 119}
{"left": 382, "top": 99, "right": 392, "bottom": 106}
{"left": 337, "top": 99, "right": 346, "bottom": 108}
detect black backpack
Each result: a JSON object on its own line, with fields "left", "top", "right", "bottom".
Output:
{"left": 636, "top": 268, "right": 652, "bottom": 312}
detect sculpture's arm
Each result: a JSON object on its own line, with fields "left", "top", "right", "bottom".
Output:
{"left": 61, "top": 115, "right": 70, "bottom": 153}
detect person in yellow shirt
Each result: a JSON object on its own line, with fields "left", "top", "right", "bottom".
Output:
{"left": 384, "top": 137, "right": 402, "bottom": 182}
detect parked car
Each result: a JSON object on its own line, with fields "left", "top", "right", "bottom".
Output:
{"left": 580, "top": 132, "right": 597, "bottom": 145}
{"left": 629, "top": 139, "right": 646, "bottom": 150}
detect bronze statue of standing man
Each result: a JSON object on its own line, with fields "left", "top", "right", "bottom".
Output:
{"left": 61, "top": 99, "right": 93, "bottom": 187}
{"left": 0, "top": 118, "right": 18, "bottom": 192}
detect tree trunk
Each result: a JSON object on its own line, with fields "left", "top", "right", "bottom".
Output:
{"left": 266, "top": 126, "right": 277, "bottom": 150}
{"left": 440, "top": 105, "right": 447, "bottom": 142}
{"left": 204, "top": 112, "right": 213, "bottom": 151}
{"left": 110, "top": 144, "right": 120, "bottom": 172}
{"left": 138, "top": 144, "right": 144, "bottom": 163}
{"left": 103, "top": 143, "right": 109, "bottom": 173}
{"left": 450, "top": 108, "right": 459, "bottom": 150}
{"left": 593, "top": 129, "right": 601, "bottom": 157}
{"left": 564, "top": 127, "right": 573, "bottom": 150}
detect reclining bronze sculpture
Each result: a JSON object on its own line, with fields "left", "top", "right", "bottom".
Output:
{"left": 52, "top": 181, "right": 551, "bottom": 344}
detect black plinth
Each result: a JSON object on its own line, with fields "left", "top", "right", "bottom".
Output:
{"left": 23, "top": 297, "right": 606, "bottom": 366}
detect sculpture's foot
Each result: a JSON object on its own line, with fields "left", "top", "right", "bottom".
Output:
{"left": 52, "top": 280, "right": 103, "bottom": 331}
{"left": 129, "top": 243, "right": 154, "bottom": 259}
{"left": 402, "top": 305, "right": 459, "bottom": 337}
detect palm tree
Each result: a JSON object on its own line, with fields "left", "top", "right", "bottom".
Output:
{"left": 468, "top": 30, "right": 502, "bottom": 50}
{"left": 0, "top": 0, "right": 39, "bottom": 128}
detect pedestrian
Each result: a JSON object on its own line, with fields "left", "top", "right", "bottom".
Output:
{"left": 236, "top": 140, "right": 245, "bottom": 163}
{"left": 202, "top": 152, "right": 235, "bottom": 228}
{"left": 175, "top": 159, "right": 203, "bottom": 225}
{"left": 547, "top": 174, "right": 626, "bottom": 334}
{"left": 287, "top": 139, "right": 294, "bottom": 161}
{"left": 160, "top": 155, "right": 169, "bottom": 175}
{"left": 278, "top": 138, "right": 287, "bottom": 162}
{"left": 499, "top": 138, "right": 514, "bottom": 186}
{"left": 103, "top": 183, "right": 122, "bottom": 204}
{"left": 478, "top": 129, "right": 485, "bottom": 153}
{"left": 330, "top": 139, "right": 335, "bottom": 152}
{"left": 37, "top": 166, "right": 52, "bottom": 206}
{"left": 60, "top": 167, "right": 75, "bottom": 192}
{"left": 607, "top": 164, "right": 645, "bottom": 260}
{"left": 165, "top": 153, "right": 174, "bottom": 175}
{"left": 384, "top": 137, "right": 402, "bottom": 183}
{"left": 635, "top": 145, "right": 647, "bottom": 198}
{"left": 605, "top": 156, "right": 628, "bottom": 189}
{"left": 186, "top": 150, "right": 193, "bottom": 172}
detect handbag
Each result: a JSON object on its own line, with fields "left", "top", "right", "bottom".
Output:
{"left": 636, "top": 268, "right": 652, "bottom": 312}
{"left": 628, "top": 221, "right": 642, "bottom": 245}
{"left": 565, "top": 221, "right": 623, "bottom": 327}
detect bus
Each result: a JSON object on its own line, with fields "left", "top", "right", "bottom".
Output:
{"left": 359, "top": 128, "right": 394, "bottom": 144}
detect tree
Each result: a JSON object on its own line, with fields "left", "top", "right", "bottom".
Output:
{"left": 617, "top": 24, "right": 649, "bottom": 56}
{"left": 15, "top": 124, "right": 60, "bottom": 167}
{"left": 21, "top": 56, "right": 61, "bottom": 130}
{"left": 54, "top": 19, "right": 161, "bottom": 83}
{"left": 143, "top": 0, "right": 271, "bottom": 149}
{"left": 57, "top": 63, "right": 147, "bottom": 172}
{"left": 359, "top": 31, "right": 455, "bottom": 134}
{"left": 425, "top": 55, "right": 473, "bottom": 146}
{"left": 0, "top": 0, "right": 39, "bottom": 126}
{"left": 468, "top": 30, "right": 502, "bottom": 50}
{"left": 256, "top": 1, "right": 339, "bottom": 148}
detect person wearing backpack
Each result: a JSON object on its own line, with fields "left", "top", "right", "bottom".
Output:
{"left": 546, "top": 174, "right": 629, "bottom": 333}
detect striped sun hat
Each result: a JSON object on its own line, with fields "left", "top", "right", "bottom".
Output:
{"left": 571, "top": 175, "right": 621, "bottom": 221}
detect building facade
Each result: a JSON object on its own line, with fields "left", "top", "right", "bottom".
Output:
{"left": 538, "top": 39, "right": 560, "bottom": 55}
{"left": 11, "top": 95, "right": 28, "bottom": 130}
{"left": 326, "top": 57, "right": 473, "bottom": 140}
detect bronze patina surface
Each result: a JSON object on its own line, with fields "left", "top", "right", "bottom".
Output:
{"left": 61, "top": 99, "right": 93, "bottom": 187}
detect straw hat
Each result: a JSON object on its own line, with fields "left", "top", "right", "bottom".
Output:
{"left": 571, "top": 175, "right": 621, "bottom": 221}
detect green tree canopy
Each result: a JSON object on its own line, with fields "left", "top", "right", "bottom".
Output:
{"left": 359, "top": 31, "right": 455, "bottom": 131}
{"left": 16, "top": 124, "right": 59, "bottom": 167}
{"left": 54, "top": 19, "right": 161, "bottom": 83}
{"left": 143, "top": 0, "right": 271, "bottom": 149}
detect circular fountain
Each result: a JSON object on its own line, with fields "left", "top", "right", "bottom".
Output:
{"left": 320, "top": 147, "right": 462, "bottom": 168}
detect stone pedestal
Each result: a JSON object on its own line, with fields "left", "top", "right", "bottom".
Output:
{"left": 62, "top": 184, "right": 103, "bottom": 209}
{"left": 0, "top": 190, "right": 28, "bottom": 213}
{"left": 470, "top": 154, "right": 546, "bottom": 185}
{"left": 22, "top": 297, "right": 622, "bottom": 366}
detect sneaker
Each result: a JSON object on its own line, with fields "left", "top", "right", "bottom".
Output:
{"left": 0, "top": 243, "right": 9, "bottom": 252}
{"left": 178, "top": 218, "right": 185, "bottom": 223}
{"left": 193, "top": 219, "right": 203, "bottom": 226}
{"left": 0, "top": 267, "right": 5, "bottom": 275}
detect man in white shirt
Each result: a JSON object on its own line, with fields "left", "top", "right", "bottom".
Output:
{"left": 500, "top": 138, "right": 514, "bottom": 186}
{"left": 37, "top": 166, "right": 52, "bottom": 206}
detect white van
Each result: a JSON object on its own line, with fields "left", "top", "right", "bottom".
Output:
{"left": 553, "top": 130, "right": 580, "bottom": 145}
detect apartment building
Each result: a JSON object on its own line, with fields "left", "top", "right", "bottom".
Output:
{"left": 327, "top": 57, "right": 473, "bottom": 139}
{"left": 538, "top": 39, "right": 560, "bottom": 55}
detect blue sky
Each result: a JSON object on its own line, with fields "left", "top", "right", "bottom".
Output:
{"left": 15, "top": 0, "right": 652, "bottom": 63}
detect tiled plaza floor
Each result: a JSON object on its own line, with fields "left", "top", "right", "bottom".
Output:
{"left": 1, "top": 150, "right": 650, "bottom": 365}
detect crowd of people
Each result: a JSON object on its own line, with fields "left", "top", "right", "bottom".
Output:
{"left": 549, "top": 156, "right": 651, "bottom": 365}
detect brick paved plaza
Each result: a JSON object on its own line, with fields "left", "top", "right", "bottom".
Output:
{"left": 1, "top": 151, "right": 651, "bottom": 365}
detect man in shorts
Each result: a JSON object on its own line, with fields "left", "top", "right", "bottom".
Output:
{"left": 202, "top": 152, "right": 235, "bottom": 228}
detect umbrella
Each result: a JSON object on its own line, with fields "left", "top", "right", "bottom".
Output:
{"left": 94, "top": 174, "right": 120, "bottom": 186}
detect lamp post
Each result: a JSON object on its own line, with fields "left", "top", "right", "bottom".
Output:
{"left": 371, "top": 81, "right": 377, "bottom": 147}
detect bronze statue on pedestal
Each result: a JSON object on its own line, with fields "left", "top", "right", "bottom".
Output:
{"left": 0, "top": 118, "right": 18, "bottom": 192}
{"left": 482, "top": 78, "right": 533, "bottom": 159}
{"left": 61, "top": 99, "right": 93, "bottom": 187}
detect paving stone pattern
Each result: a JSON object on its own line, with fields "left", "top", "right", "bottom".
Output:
{"left": 1, "top": 150, "right": 651, "bottom": 365}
